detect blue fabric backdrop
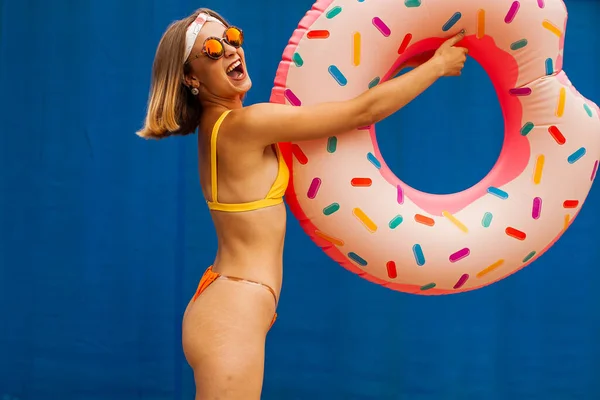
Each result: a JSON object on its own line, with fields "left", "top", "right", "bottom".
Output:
{"left": 1, "top": 0, "right": 599, "bottom": 399}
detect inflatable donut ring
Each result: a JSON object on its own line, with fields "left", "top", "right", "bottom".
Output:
{"left": 270, "top": 0, "right": 600, "bottom": 294}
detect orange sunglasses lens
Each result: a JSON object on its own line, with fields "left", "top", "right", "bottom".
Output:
{"left": 203, "top": 38, "right": 224, "bottom": 59}
{"left": 225, "top": 27, "right": 243, "bottom": 47}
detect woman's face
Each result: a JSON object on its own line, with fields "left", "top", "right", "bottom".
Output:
{"left": 187, "top": 21, "right": 252, "bottom": 99}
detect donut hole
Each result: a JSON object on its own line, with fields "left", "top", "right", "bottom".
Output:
{"left": 377, "top": 56, "right": 504, "bottom": 195}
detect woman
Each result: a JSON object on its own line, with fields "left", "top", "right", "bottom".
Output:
{"left": 137, "top": 7, "right": 467, "bottom": 399}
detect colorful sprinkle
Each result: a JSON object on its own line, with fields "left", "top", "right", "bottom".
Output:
{"left": 538, "top": 0, "right": 545, "bottom": 8}
{"left": 284, "top": 89, "right": 301, "bottom": 106}
{"left": 386, "top": 261, "right": 397, "bottom": 278}
{"left": 315, "top": 230, "right": 344, "bottom": 246}
{"left": 568, "top": 147, "right": 586, "bottom": 164}
{"left": 292, "top": 53, "right": 304, "bottom": 67}
{"left": 351, "top": 177, "right": 372, "bottom": 187}
{"left": 328, "top": 65, "right": 347, "bottom": 86}
{"left": 556, "top": 87, "right": 566, "bottom": 117}
{"left": 348, "top": 252, "right": 367, "bottom": 266}
{"left": 442, "top": 211, "right": 468, "bottom": 233}
{"left": 326, "top": 6, "right": 342, "bottom": 19}
{"left": 353, "top": 32, "right": 361, "bottom": 66}
{"left": 442, "top": 12, "right": 462, "bottom": 32}
{"left": 307, "top": 178, "right": 321, "bottom": 199}
{"left": 563, "top": 200, "right": 579, "bottom": 208}
{"left": 564, "top": 214, "right": 570, "bottom": 230}
{"left": 414, "top": 214, "right": 435, "bottom": 226}
{"left": 413, "top": 244, "right": 425, "bottom": 266}
{"left": 404, "top": 0, "right": 421, "bottom": 7}
{"left": 449, "top": 248, "right": 470, "bottom": 263}
{"left": 523, "top": 251, "right": 537, "bottom": 263}
{"left": 533, "top": 155, "right": 545, "bottom": 184}
{"left": 372, "top": 17, "right": 391, "bottom": 37}
{"left": 291, "top": 144, "right": 308, "bottom": 164}
{"left": 398, "top": 33, "right": 413, "bottom": 54}
{"left": 542, "top": 20, "right": 562, "bottom": 36}
{"left": 591, "top": 160, "right": 598, "bottom": 181}
{"left": 545, "top": 58, "right": 554, "bottom": 75}
{"left": 353, "top": 207, "right": 377, "bottom": 232}
{"left": 520, "top": 122, "right": 534, "bottom": 136}
{"left": 454, "top": 274, "right": 469, "bottom": 289}
{"left": 506, "top": 227, "right": 526, "bottom": 241}
{"left": 505, "top": 1, "right": 520, "bottom": 23}
{"left": 532, "top": 197, "right": 542, "bottom": 219}
{"left": 389, "top": 215, "right": 403, "bottom": 229}
{"left": 420, "top": 282, "right": 436, "bottom": 291}
{"left": 510, "top": 39, "right": 528, "bottom": 50}
{"left": 477, "top": 259, "right": 504, "bottom": 278}
{"left": 548, "top": 126, "right": 566, "bottom": 144}
{"left": 510, "top": 88, "right": 531, "bottom": 96}
{"left": 482, "top": 212, "right": 493, "bottom": 227}
{"left": 584, "top": 104, "right": 593, "bottom": 117}
{"left": 323, "top": 203, "right": 340, "bottom": 215}
{"left": 307, "top": 30, "right": 330, "bottom": 39}
{"left": 367, "top": 152, "right": 381, "bottom": 168}
{"left": 327, "top": 136, "right": 337, "bottom": 153}
{"left": 487, "top": 187, "right": 508, "bottom": 199}
{"left": 368, "top": 77, "right": 380, "bottom": 88}
{"left": 397, "top": 185, "right": 404, "bottom": 204}
{"left": 476, "top": 9, "right": 485, "bottom": 39}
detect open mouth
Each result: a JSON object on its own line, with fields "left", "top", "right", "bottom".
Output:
{"left": 226, "top": 60, "right": 245, "bottom": 80}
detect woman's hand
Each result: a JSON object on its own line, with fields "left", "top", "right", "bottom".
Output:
{"left": 398, "top": 30, "right": 467, "bottom": 72}
{"left": 429, "top": 30, "right": 468, "bottom": 76}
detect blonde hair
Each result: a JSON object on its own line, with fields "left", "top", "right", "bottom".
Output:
{"left": 137, "top": 8, "right": 229, "bottom": 139}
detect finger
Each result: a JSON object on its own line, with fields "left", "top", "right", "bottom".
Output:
{"left": 445, "top": 29, "right": 466, "bottom": 46}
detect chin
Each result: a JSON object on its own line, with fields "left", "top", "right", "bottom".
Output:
{"left": 228, "top": 75, "right": 251, "bottom": 97}
{"left": 238, "top": 76, "right": 252, "bottom": 93}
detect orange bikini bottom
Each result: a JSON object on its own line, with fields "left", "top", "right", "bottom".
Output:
{"left": 192, "top": 266, "right": 278, "bottom": 329}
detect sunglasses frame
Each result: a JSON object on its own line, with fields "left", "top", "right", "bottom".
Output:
{"left": 186, "top": 26, "right": 244, "bottom": 63}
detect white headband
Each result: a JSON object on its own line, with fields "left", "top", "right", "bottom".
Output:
{"left": 184, "top": 13, "right": 225, "bottom": 63}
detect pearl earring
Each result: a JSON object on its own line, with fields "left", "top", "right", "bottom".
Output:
{"left": 190, "top": 87, "right": 199, "bottom": 95}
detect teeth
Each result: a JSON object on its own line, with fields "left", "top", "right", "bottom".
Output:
{"left": 227, "top": 60, "right": 241, "bottom": 73}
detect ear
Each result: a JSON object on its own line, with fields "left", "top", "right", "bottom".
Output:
{"left": 183, "top": 73, "right": 200, "bottom": 88}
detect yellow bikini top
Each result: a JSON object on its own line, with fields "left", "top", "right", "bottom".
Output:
{"left": 206, "top": 110, "right": 289, "bottom": 212}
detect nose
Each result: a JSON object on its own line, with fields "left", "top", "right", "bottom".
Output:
{"left": 224, "top": 42, "right": 237, "bottom": 57}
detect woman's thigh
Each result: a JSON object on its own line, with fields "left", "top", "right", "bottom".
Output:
{"left": 182, "top": 279, "right": 276, "bottom": 400}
